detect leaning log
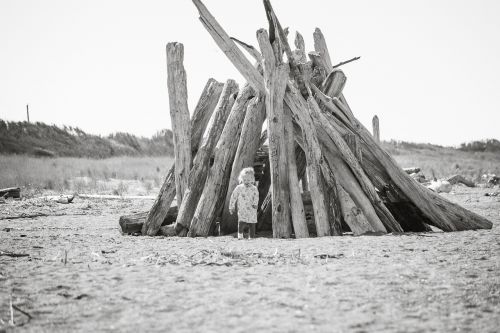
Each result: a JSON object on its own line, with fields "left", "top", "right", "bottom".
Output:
{"left": 141, "top": 78, "right": 224, "bottom": 236}
{"left": 166, "top": 42, "right": 191, "bottom": 205}
{"left": 307, "top": 96, "right": 403, "bottom": 233}
{"left": 284, "top": 107, "right": 309, "bottom": 238}
{"left": 257, "top": 28, "right": 292, "bottom": 238}
{"left": 188, "top": 84, "right": 255, "bottom": 237}
{"left": 174, "top": 80, "right": 239, "bottom": 234}
{"left": 221, "top": 93, "right": 266, "bottom": 230}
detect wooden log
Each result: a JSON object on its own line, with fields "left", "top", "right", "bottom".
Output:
{"left": 403, "top": 167, "right": 421, "bottom": 175}
{"left": 188, "top": 84, "right": 256, "bottom": 237}
{"left": 344, "top": 133, "right": 362, "bottom": 163}
{"left": 321, "top": 69, "right": 347, "bottom": 98}
{"left": 307, "top": 96, "right": 403, "bottom": 233}
{"left": 190, "top": 79, "right": 226, "bottom": 155}
{"left": 293, "top": 31, "right": 307, "bottom": 63}
{"left": 141, "top": 78, "right": 224, "bottom": 236}
{"left": 372, "top": 115, "right": 380, "bottom": 143}
{"left": 0, "top": 187, "right": 20, "bottom": 199}
{"left": 337, "top": 187, "right": 375, "bottom": 235}
{"left": 331, "top": 96, "right": 492, "bottom": 231}
{"left": 285, "top": 86, "right": 332, "bottom": 237}
{"left": 193, "top": 0, "right": 265, "bottom": 92}
{"left": 320, "top": 139, "right": 387, "bottom": 233}
{"left": 119, "top": 206, "right": 178, "bottom": 234}
{"left": 222, "top": 93, "right": 266, "bottom": 230}
{"left": 284, "top": 107, "right": 309, "bottom": 238}
{"left": 313, "top": 28, "right": 333, "bottom": 69}
{"left": 166, "top": 42, "right": 191, "bottom": 205}
{"left": 258, "top": 144, "right": 307, "bottom": 232}
{"left": 318, "top": 152, "right": 343, "bottom": 235}
{"left": 257, "top": 28, "right": 292, "bottom": 238}
{"left": 446, "top": 174, "right": 475, "bottom": 187}
{"left": 174, "top": 80, "right": 239, "bottom": 233}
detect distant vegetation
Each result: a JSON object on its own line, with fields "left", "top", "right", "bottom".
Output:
{"left": 383, "top": 140, "right": 500, "bottom": 182}
{"left": 458, "top": 139, "right": 500, "bottom": 153}
{"left": 0, "top": 120, "right": 174, "bottom": 158}
{"left": 0, "top": 155, "right": 173, "bottom": 197}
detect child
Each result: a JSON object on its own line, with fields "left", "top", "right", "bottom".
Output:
{"left": 229, "top": 167, "right": 259, "bottom": 239}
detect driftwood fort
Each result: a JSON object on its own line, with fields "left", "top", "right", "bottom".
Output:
{"left": 119, "top": 0, "right": 492, "bottom": 238}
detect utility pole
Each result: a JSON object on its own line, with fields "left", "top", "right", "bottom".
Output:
{"left": 26, "top": 104, "right": 30, "bottom": 123}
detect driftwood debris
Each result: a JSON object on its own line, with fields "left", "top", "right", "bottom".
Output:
{"left": 0, "top": 187, "right": 20, "bottom": 199}
{"left": 119, "top": 206, "right": 178, "bottom": 234}
{"left": 121, "top": 0, "right": 492, "bottom": 239}
{"left": 141, "top": 78, "right": 224, "bottom": 236}
{"left": 166, "top": 42, "right": 192, "bottom": 205}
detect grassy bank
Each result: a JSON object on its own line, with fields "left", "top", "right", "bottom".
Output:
{"left": 0, "top": 155, "right": 173, "bottom": 196}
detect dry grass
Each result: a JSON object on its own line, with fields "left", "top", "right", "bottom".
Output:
{"left": 1, "top": 143, "right": 498, "bottom": 197}
{"left": 383, "top": 142, "right": 500, "bottom": 181}
{"left": 0, "top": 155, "right": 173, "bottom": 196}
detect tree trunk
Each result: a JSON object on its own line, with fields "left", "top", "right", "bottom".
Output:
{"left": 174, "top": 80, "right": 239, "bottom": 233}
{"left": 166, "top": 42, "right": 191, "bottom": 205}
{"left": 141, "top": 78, "right": 223, "bottom": 236}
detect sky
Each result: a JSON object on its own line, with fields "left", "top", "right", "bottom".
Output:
{"left": 1, "top": 0, "right": 499, "bottom": 146}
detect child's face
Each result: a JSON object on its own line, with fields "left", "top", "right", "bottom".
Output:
{"left": 242, "top": 173, "right": 254, "bottom": 185}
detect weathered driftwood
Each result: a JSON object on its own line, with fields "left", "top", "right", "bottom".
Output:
{"left": 221, "top": 94, "right": 266, "bottom": 230}
{"left": 119, "top": 206, "right": 178, "bottom": 234}
{"left": 404, "top": 167, "right": 421, "bottom": 175}
{"left": 322, "top": 69, "right": 346, "bottom": 98}
{"left": 258, "top": 145, "right": 307, "bottom": 232}
{"left": 337, "top": 187, "right": 376, "bottom": 235}
{"left": 174, "top": 80, "right": 239, "bottom": 234}
{"left": 190, "top": 79, "right": 226, "bottom": 154}
{"left": 372, "top": 115, "right": 380, "bottom": 144}
{"left": 286, "top": 87, "right": 332, "bottom": 236}
{"left": 313, "top": 28, "right": 333, "bottom": 69}
{"left": 344, "top": 133, "right": 363, "bottom": 163}
{"left": 446, "top": 174, "right": 475, "bottom": 187}
{"left": 293, "top": 31, "right": 307, "bottom": 63}
{"left": 257, "top": 29, "right": 292, "bottom": 238}
{"left": 193, "top": 0, "right": 264, "bottom": 93}
{"left": 0, "top": 187, "right": 20, "bottom": 199}
{"left": 166, "top": 42, "right": 191, "bottom": 204}
{"left": 141, "top": 78, "right": 224, "bottom": 236}
{"left": 284, "top": 107, "right": 309, "bottom": 238}
{"left": 317, "top": 126, "right": 387, "bottom": 233}
{"left": 333, "top": 95, "right": 492, "bottom": 231}
{"left": 191, "top": 0, "right": 492, "bottom": 235}
{"left": 189, "top": 84, "right": 255, "bottom": 236}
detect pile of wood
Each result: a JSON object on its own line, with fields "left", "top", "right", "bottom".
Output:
{"left": 119, "top": 0, "right": 492, "bottom": 237}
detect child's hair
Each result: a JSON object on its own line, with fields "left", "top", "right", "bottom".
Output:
{"left": 238, "top": 167, "right": 255, "bottom": 184}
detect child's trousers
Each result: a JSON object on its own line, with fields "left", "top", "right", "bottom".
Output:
{"left": 238, "top": 221, "right": 256, "bottom": 238}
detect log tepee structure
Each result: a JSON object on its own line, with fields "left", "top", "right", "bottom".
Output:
{"left": 119, "top": 0, "right": 492, "bottom": 238}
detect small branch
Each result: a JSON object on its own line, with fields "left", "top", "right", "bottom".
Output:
{"left": 12, "top": 305, "right": 33, "bottom": 321}
{"left": 331, "top": 56, "right": 361, "bottom": 70}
